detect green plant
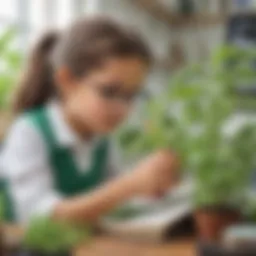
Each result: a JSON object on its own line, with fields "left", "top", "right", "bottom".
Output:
{"left": 0, "top": 29, "right": 22, "bottom": 110}
{"left": 118, "top": 45, "right": 256, "bottom": 208}
{"left": 244, "top": 190, "right": 256, "bottom": 221}
{"left": 0, "top": 194, "right": 5, "bottom": 222}
{"left": 23, "top": 217, "right": 91, "bottom": 254}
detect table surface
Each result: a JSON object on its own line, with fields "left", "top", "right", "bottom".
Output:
{"left": 75, "top": 236, "right": 196, "bottom": 256}
{"left": 5, "top": 225, "right": 196, "bottom": 256}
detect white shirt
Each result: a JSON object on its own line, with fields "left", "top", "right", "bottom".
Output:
{"left": 1, "top": 101, "right": 120, "bottom": 223}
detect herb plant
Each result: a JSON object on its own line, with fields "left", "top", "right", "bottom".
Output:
{"left": 118, "top": 46, "right": 256, "bottom": 208}
{"left": 23, "top": 217, "right": 91, "bottom": 254}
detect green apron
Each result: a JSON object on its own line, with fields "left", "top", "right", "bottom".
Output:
{"left": 1, "top": 107, "right": 109, "bottom": 221}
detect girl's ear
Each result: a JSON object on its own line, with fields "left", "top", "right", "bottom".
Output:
{"left": 55, "top": 66, "right": 76, "bottom": 96}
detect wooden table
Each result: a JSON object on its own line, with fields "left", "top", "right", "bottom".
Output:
{"left": 5, "top": 225, "right": 196, "bottom": 256}
{"left": 76, "top": 236, "right": 196, "bottom": 256}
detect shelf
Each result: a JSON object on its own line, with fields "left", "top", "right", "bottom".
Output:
{"left": 134, "top": 0, "right": 227, "bottom": 27}
{"left": 166, "top": 14, "right": 227, "bottom": 27}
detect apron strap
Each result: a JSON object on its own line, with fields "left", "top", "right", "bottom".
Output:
{"left": 27, "top": 107, "right": 110, "bottom": 196}
{"left": 28, "top": 107, "right": 58, "bottom": 150}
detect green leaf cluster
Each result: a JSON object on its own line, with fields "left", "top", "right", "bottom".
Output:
{"left": 118, "top": 45, "right": 256, "bottom": 208}
{"left": 23, "top": 217, "right": 91, "bottom": 254}
{"left": 0, "top": 29, "right": 23, "bottom": 110}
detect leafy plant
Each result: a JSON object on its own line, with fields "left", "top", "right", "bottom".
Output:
{"left": 107, "top": 204, "right": 147, "bottom": 220}
{"left": 118, "top": 45, "right": 256, "bottom": 208}
{"left": 0, "top": 194, "right": 5, "bottom": 222}
{"left": 23, "top": 217, "right": 91, "bottom": 254}
{"left": 0, "top": 29, "right": 22, "bottom": 110}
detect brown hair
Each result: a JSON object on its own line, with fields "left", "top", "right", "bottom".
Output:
{"left": 14, "top": 16, "right": 152, "bottom": 113}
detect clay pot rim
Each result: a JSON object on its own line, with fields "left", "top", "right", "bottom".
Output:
{"left": 195, "top": 205, "right": 241, "bottom": 215}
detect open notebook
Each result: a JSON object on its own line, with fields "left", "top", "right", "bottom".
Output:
{"left": 99, "top": 179, "right": 194, "bottom": 242}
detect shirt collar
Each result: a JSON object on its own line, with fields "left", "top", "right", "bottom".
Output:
{"left": 46, "top": 100, "right": 100, "bottom": 147}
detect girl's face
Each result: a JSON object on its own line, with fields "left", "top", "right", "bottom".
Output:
{"left": 57, "top": 57, "right": 149, "bottom": 135}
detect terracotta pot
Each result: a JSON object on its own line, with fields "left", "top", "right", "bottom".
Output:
{"left": 194, "top": 207, "right": 241, "bottom": 243}
{"left": 0, "top": 225, "right": 5, "bottom": 256}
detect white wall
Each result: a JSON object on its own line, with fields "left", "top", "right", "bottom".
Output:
{"left": 0, "top": 0, "right": 225, "bottom": 66}
{"left": 0, "top": 0, "right": 225, "bottom": 87}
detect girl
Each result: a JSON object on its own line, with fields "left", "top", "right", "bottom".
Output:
{"left": 1, "top": 17, "right": 179, "bottom": 224}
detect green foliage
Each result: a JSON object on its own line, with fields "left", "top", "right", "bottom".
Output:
{"left": 0, "top": 194, "right": 4, "bottom": 222}
{"left": 0, "top": 29, "right": 23, "bottom": 110}
{"left": 245, "top": 192, "right": 256, "bottom": 221}
{"left": 108, "top": 205, "right": 146, "bottom": 220}
{"left": 23, "top": 217, "right": 91, "bottom": 254}
{"left": 118, "top": 45, "right": 256, "bottom": 208}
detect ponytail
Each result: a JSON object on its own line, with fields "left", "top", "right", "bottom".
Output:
{"left": 13, "top": 17, "right": 152, "bottom": 113}
{"left": 13, "top": 31, "right": 59, "bottom": 113}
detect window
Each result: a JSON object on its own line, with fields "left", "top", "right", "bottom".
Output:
{"left": 0, "top": 0, "right": 88, "bottom": 48}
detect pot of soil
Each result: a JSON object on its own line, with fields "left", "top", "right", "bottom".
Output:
{"left": 194, "top": 206, "right": 241, "bottom": 243}
{"left": 0, "top": 223, "right": 6, "bottom": 255}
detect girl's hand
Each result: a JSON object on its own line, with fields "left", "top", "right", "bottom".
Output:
{"left": 130, "top": 150, "right": 180, "bottom": 198}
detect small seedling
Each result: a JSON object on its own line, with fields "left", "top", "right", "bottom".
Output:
{"left": 23, "top": 217, "right": 91, "bottom": 254}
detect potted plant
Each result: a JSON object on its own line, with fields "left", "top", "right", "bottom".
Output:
{"left": 10, "top": 217, "right": 91, "bottom": 256}
{"left": 118, "top": 46, "right": 256, "bottom": 242}
{"left": 0, "top": 29, "right": 22, "bottom": 140}
{"left": 192, "top": 123, "right": 256, "bottom": 242}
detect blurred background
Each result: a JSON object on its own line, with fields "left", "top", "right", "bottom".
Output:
{"left": 0, "top": 0, "right": 256, "bottom": 134}
{"left": 0, "top": 0, "right": 226, "bottom": 95}
{"left": 0, "top": 0, "right": 256, "bottom": 255}
{"left": 0, "top": 0, "right": 254, "bottom": 111}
